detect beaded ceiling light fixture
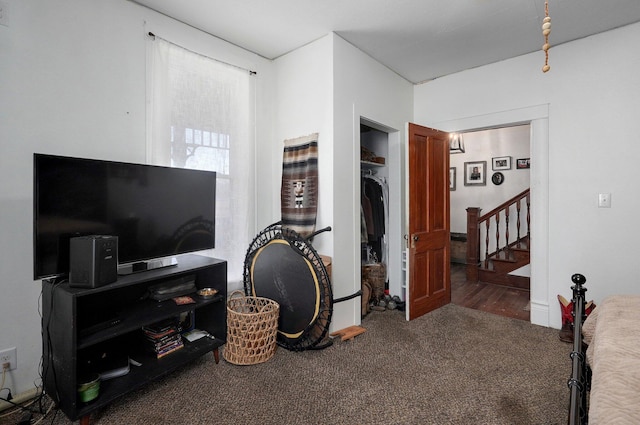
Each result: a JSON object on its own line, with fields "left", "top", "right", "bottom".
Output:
{"left": 542, "top": 1, "right": 551, "bottom": 72}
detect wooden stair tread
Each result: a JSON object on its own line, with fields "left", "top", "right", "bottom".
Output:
{"left": 491, "top": 256, "right": 516, "bottom": 263}
{"left": 478, "top": 237, "right": 530, "bottom": 290}
{"left": 478, "top": 269, "right": 530, "bottom": 290}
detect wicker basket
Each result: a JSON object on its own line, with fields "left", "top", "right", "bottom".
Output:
{"left": 223, "top": 290, "right": 280, "bottom": 365}
{"left": 362, "top": 263, "right": 386, "bottom": 301}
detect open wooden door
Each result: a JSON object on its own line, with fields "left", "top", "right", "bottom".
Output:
{"left": 406, "top": 123, "right": 451, "bottom": 320}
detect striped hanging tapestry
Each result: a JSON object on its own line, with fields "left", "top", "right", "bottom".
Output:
{"left": 281, "top": 133, "right": 319, "bottom": 238}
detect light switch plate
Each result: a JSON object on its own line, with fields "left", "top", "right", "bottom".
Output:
{"left": 598, "top": 193, "right": 611, "bottom": 208}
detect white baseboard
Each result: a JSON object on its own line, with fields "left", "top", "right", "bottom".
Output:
{"left": 0, "top": 387, "right": 42, "bottom": 412}
{"left": 530, "top": 301, "right": 549, "bottom": 327}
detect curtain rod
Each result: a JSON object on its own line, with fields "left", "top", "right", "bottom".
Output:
{"left": 147, "top": 32, "right": 257, "bottom": 76}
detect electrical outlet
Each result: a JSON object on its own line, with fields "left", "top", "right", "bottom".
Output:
{"left": 0, "top": 347, "right": 17, "bottom": 371}
{"left": 0, "top": 1, "right": 9, "bottom": 27}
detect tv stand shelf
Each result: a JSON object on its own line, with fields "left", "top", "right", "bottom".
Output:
{"left": 42, "top": 254, "right": 227, "bottom": 424}
{"left": 77, "top": 293, "right": 224, "bottom": 349}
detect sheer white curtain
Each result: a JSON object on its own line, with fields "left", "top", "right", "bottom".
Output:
{"left": 148, "top": 37, "right": 255, "bottom": 289}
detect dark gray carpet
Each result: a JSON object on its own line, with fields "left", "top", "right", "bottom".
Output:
{"left": 8, "top": 304, "right": 571, "bottom": 424}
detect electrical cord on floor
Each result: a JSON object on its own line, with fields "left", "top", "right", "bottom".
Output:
{"left": 17, "top": 410, "right": 33, "bottom": 425}
{"left": 0, "top": 397, "right": 27, "bottom": 419}
{"left": 0, "top": 389, "right": 54, "bottom": 424}
{"left": 0, "top": 393, "right": 34, "bottom": 418}
{"left": 28, "top": 397, "right": 55, "bottom": 425}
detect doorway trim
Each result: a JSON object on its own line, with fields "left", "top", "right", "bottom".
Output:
{"left": 353, "top": 106, "right": 403, "bottom": 322}
{"left": 428, "top": 104, "right": 550, "bottom": 327}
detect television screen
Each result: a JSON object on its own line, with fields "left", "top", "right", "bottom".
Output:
{"left": 33, "top": 154, "right": 216, "bottom": 280}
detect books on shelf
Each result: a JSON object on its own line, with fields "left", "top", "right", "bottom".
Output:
{"left": 143, "top": 318, "right": 184, "bottom": 359}
{"left": 156, "top": 343, "right": 184, "bottom": 358}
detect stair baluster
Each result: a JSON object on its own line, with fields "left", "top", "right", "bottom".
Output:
{"left": 526, "top": 192, "right": 531, "bottom": 240}
{"left": 516, "top": 199, "right": 522, "bottom": 243}
{"left": 504, "top": 207, "right": 510, "bottom": 256}
{"left": 494, "top": 213, "right": 500, "bottom": 262}
{"left": 484, "top": 219, "right": 490, "bottom": 269}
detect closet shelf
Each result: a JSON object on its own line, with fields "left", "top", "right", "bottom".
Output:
{"left": 361, "top": 160, "right": 385, "bottom": 167}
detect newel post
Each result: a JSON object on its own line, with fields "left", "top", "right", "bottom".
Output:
{"left": 466, "top": 207, "right": 481, "bottom": 282}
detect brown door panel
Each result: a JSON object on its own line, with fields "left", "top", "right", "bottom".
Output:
{"left": 407, "top": 123, "right": 451, "bottom": 320}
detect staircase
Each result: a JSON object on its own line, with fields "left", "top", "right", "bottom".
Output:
{"left": 465, "top": 189, "right": 530, "bottom": 290}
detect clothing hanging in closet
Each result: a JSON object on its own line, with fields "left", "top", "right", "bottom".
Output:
{"left": 361, "top": 174, "right": 389, "bottom": 268}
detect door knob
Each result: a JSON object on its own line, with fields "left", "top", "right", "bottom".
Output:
{"left": 412, "top": 235, "right": 419, "bottom": 241}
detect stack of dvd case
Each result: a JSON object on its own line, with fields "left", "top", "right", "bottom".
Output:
{"left": 142, "top": 318, "right": 184, "bottom": 359}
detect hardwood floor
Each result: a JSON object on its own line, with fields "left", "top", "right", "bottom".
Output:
{"left": 450, "top": 263, "right": 530, "bottom": 321}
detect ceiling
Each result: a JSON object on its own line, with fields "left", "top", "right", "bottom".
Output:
{"left": 131, "top": 0, "right": 640, "bottom": 84}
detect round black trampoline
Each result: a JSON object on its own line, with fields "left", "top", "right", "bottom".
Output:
{"left": 243, "top": 223, "right": 333, "bottom": 351}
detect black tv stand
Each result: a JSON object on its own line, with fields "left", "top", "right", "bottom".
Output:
{"left": 42, "top": 254, "right": 227, "bottom": 425}
{"left": 117, "top": 257, "right": 179, "bottom": 275}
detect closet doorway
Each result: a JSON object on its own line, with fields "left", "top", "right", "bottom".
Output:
{"left": 360, "top": 121, "right": 391, "bottom": 305}
{"left": 358, "top": 117, "right": 403, "bottom": 311}
{"left": 359, "top": 119, "right": 451, "bottom": 322}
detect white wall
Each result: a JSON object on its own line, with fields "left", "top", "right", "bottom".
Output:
{"left": 0, "top": 0, "right": 273, "bottom": 396}
{"left": 272, "top": 34, "right": 413, "bottom": 331}
{"left": 450, "top": 125, "right": 530, "bottom": 234}
{"left": 332, "top": 35, "right": 413, "bottom": 328}
{"left": 414, "top": 22, "right": 640, "bottom": 329}
{"left": 271, "top": 35, "right": 334, "bottom": 253}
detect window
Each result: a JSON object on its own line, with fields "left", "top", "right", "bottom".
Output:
{"left": 148, "top": 37, "right": 255, "bottom": 288}
{"left": 171, "top": 126, "right": 230, "bottom": 174}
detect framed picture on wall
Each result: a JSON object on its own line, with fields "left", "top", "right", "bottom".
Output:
{"left": 449, "top": 167, "right": 456, "bottom": 191}
{"left": 464, "top": 161, "right": 487, "bottom": 186}
{"left": 516, "top": 158, "right": 531, "bottom": 169}
{"left": 492, "top": 156, "right": 512, "bottom": 170}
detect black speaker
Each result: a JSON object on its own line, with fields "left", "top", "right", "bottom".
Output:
{"left": 69, "top": 236, "right": 118, "bottom": 288}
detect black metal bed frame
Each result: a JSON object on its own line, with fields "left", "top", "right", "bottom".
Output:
{"left": 567, "top": 273, "right": 591, "bottom": 425}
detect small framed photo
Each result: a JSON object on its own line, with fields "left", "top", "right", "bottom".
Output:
{"left": 516, "top": 158, "right": 531, "bottom": 169}
{"left": 449, "top": 167, "right": 456, "bottom": 191}
{"left": 491, "top": 172, "right": 505, "bottom": 186}
{"left": 464, "top": 161, "right": 487, "bottom": 186}
{"left": 492, "top": 156, "right": 511, "bottom": 171}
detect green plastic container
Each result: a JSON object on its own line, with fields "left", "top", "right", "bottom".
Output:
{"left": 77, "top": 373, "right": 100, "bottom": 403}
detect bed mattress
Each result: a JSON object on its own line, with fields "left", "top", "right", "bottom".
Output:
{"left": 582, "top": 295, "right": 640, "bottom": 425}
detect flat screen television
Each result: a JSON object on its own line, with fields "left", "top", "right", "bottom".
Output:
{"left": 33, "top": 153, "right": 216, "bottom": 280}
